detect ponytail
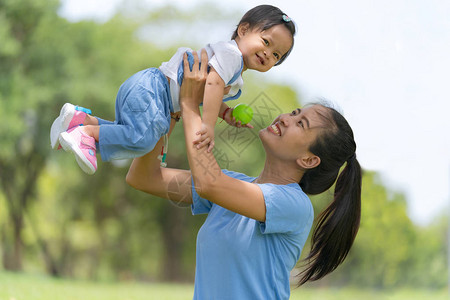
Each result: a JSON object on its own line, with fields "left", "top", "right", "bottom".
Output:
{"left": 298, "top": 155, "right": 361, "bottom": 285}
{"left": 297, "top": 105, "right": 362, "bottom": 285}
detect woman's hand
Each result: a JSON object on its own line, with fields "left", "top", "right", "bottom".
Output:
{"left": 179, "top": 49, "right": 208, "bottom": 108}
{"left": 178, "top": 49, "right": 266, "bottom": 222}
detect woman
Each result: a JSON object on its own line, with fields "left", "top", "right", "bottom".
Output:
{"left": 126, "top": 50, "right": 362, "bottom": 299}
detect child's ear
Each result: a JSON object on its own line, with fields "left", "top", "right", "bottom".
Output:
{"left": 237, "top": 23, "right": 250, "bottom": 37}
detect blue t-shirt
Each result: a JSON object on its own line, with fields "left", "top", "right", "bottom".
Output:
{"left": 191, "top": 170, "right": 314, "bottom": 300}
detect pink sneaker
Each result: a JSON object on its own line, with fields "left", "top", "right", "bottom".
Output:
{"left": 50, "top": 103, "right": 91, "bottom": 149}
{"left": 59, "top": 126, "right": 97, "bottom": 175}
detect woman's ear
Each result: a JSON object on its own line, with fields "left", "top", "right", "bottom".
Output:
{"left": 297, "top": 154, "right": 321, "bottom": 170}
{"left": 237, "top": 23, "right": 250, "bottom": 37}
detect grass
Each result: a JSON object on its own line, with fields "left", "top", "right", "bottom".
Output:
{"left": 0, "top": 271, "right": 448, "bottom": 300}
{"left": 290, "top": 286, "right": 449, "bottom": 300}
{"left": 0, "top": 272, "right": 193, "bottom": 300}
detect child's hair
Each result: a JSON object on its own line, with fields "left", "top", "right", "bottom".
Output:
{"left": 231, "top": 5, "right": 296, "bottom": 65}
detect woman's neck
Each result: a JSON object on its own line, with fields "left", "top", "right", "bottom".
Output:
{"left": 254, "top": 159, "right": 304, "bottom": 185}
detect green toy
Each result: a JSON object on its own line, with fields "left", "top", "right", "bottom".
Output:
{"left": 232, "top": 104, "right": 253, "bottom": 125}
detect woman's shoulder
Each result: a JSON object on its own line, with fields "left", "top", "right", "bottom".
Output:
{"left": 257, "top": 181, "right": 312, "bottom": 213}
{"left": 221, "top": 169, "right": 255, "bottom": 182}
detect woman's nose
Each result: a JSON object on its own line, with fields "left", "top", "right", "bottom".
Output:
{"left": 279, "top": 114, "right": 290, "bottom": 126}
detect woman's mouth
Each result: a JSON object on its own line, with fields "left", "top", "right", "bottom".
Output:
{"left": 267, "top": 123, "right": 281, "bottom": 136}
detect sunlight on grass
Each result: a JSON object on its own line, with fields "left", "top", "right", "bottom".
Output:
{"left": 0, "top": 271, "right": 447, "bottom": 300}
{"left": 0, "top": 271, "right": 193, "bottom": 300}
{"left": 290, "top": 286, "right": 449, "bottom": 300}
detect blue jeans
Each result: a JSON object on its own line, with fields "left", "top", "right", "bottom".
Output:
{"left": 97, "top": 68, "right": 173, "bottom": 161}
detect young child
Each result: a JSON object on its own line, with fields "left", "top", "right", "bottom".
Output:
{"left": 50, "top": 4, "right": 296, "bottom": 174}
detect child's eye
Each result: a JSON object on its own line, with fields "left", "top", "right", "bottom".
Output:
{"left": 263, "top": 39, "right": 269, "bottom": 46}
{"left": 274, "top": 53, "right": 280, "bottom": 60}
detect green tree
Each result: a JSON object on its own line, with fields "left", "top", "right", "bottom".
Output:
{"left": 0, "top": 0, "right": 299, "bottom": 280}
{"left": 2, "top": 0, "right": 446, "bottom": 288}
{"left": 308, "top": 171, "right": 448, "bottom": 289}
{"left": 0, "top": 0, "right": 62, "bottom": 272}
{"left": 347, "top": 172, "right": 417, "bottom": 287}
{"left": 408, "top": 214, "right": 448, "bottom": 288}
{"left": 0, "top": 0, "right": 167, "bottom": 276}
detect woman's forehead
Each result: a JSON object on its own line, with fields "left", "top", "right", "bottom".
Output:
{"left": 275, "top": 105, "right": 330, "bottom": 127}
{"left": 278, "top": 105, "right": 326, "bottom": 117}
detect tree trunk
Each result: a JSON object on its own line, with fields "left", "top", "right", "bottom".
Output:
{"left": 0, "top": 150, "right": 44, "bottom": 272}
{"left": 158, "top": 203, "right": 189, "bottom": 282}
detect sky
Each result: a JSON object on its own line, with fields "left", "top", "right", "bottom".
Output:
{"left": 59, "top": 0, "right": 450, "bottom": 225}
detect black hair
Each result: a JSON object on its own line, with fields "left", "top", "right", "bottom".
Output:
{"left": 231, "top": 5, "right": 296, "bottom": 65}
{"left": 297, "top": 104, "right": 362, "bottom": 285}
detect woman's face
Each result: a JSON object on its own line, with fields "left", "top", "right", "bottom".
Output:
{"left": 259, "top": 105, "right": 328, "bottom": 164}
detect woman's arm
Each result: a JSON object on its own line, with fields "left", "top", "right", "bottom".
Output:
{"left": 180, "top": 50, "right": 266, "bottom": 221}
{"left": 126, "top": 125, "right": 193, "bottom": 205}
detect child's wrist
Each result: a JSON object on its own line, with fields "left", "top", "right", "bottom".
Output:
{"left": 221, "top": 107, "right": 230, "bottom": 120}
{"left": 221, "top": 107, "right": 231, "bottom": 120}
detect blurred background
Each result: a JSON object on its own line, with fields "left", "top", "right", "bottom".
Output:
{"left": 0, "top": 0, "right": 448, "bottom": 298}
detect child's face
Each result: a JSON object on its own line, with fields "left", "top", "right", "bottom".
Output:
{"left": 237, "top": 24, "right": 293, "bottom": 72}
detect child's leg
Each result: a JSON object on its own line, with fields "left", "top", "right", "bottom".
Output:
{"left": 81, "top": 112, "right": 178, "bottom": 153}
{"left": 59, "top": 68, "right": 172, "bottom": 174}
{"left": 84, "top": 114, "right": 99, "bottom": 126}
{"left": 59, "top": 126, "right": 98, "bottom": 175}
{"left": 168, "top": 113, "right": 180, "bottom": 136}
{"left": 97, "top": 68, "right": 173, "bottom": 162}
{"left": 58, "top": 122, "right": 100, "bottom": 175}
{"left": 81, "top": 125, "right": 99, "bottom": 142}
{"left": 58, "top": 113, "right": 177, "bottom": 176}
{"left": 53, "top": 106, "right": 102, "bottom": 175}
{"left": 50, "top": 103, "right": 94, "bottom": 149}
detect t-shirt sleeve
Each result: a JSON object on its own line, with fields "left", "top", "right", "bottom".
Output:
{"left": 191, "top": 176, "right": 213, "bottom": 215}
{"left": 257, "top": 184, "right": 313, "bottom": 234}
{"left": 190, "top": 169, "right": 254, "bottom": 215}
{"left": 159, "top": 46, "right": 192, "bottom": 80}
{"left": 208, "top": 41, "right": 243, "bottom": 85}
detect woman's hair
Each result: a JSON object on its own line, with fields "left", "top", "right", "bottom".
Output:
{"left": 231, "top": 5, "right": 296, "bottom": 66}
{"left": 297, "top": 103, "right": 362, "bottom": 285}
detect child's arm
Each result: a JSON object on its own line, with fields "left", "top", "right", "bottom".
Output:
{"left": 218, "top": 102, "right": 231, "bottom": 120}
{"left": 195, "top": 68, "right": 225, "bottom": 152}
{"left": 218, "top": 102, "right": 255, "bottom": 129}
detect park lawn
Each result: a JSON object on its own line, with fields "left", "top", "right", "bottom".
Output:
{"left": 290, "top": 286, "right": 449, "bottom": 300}
{"left": 0, "top": 271, "right": 447, "bottom": 300}
{"left": 0, "top": 271, "right": 193, "bottom": 300}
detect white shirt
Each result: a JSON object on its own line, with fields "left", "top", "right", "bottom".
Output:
{"left": 159, "top": 40, "right": 244, "bottom": 112}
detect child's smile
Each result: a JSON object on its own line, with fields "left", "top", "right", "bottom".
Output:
{"left": 236, "top": 24, "right": 293, "bottom": 72}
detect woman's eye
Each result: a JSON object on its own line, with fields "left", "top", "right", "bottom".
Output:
{"left": 298, "top": 121, "right": 304, "bottom": 127}
{"left": 274, "top": 53, "right": 280, "bottom": 60}
{"left": 263, "top": 39, "right": 269, "bottom": 46}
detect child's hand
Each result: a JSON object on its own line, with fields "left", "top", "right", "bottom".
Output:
{"left": 223, "top": 108, "right": 254, "bottom": 129}
{"left": 194, "top": 123, "right": 215, "bottom": 152}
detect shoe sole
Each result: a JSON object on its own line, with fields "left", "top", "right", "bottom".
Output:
{"left": 50, "top": 103, "right": 75, "bottom": 149}
{"left": 59, "top": 131, "right": 96, "bottom": 175}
